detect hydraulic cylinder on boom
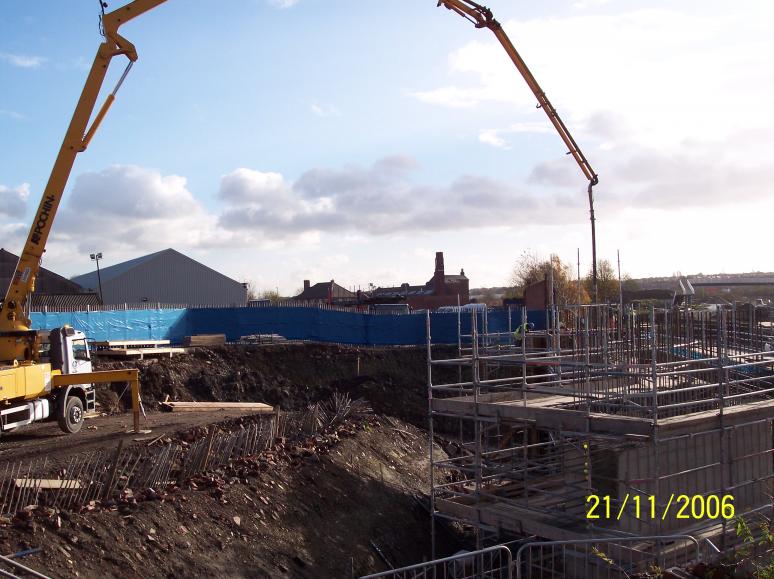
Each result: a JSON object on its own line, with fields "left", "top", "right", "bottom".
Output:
{"left": 0, "top": 0, "right": 166, "bottom": 366}
{"left": 0, "top": 1, "right": 163, "bottom": 435}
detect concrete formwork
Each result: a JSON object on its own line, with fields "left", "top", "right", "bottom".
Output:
{"left": 427, "top": 304, "right": 774, "bottom": 570}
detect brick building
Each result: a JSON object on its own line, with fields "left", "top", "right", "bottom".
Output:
{"left": 294, "top": 280, "right": 357, "bottom": 305}
{"left": 370, "top": 252, "right": 469, "bottom": 309}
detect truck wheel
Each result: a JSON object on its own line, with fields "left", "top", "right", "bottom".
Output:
{"left": 58, "top": 396, "right": 84, "bottom": 434}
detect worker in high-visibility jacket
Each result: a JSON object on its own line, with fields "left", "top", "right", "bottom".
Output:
{"left": 514, "top": 321, "right": 534, "bottom": 345}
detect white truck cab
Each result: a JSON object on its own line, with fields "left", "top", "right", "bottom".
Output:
{"left": 0, "top": 326, "right": 96, "bottom": 435}
{"left": 48, "top": 326, "right": 97, "bottom": 432}
{"left": 51, "top": 326, "right": 93, "bottom": 376}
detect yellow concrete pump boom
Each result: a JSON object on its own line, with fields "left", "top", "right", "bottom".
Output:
{"left": 437, "top": 0, "right": 601, "bottom": 301}
{"left": 0, "top": 0, "right": 598, "bottom": 367}
{"left": 0, "top": 0, "right": 167, "bottom": 365}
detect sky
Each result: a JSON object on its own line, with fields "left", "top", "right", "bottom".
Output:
{"left": 1, "top": 0, "right": 772, "bottom": 294}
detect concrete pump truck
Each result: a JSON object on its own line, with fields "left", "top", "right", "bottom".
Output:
{"left": 1, "top": 0, "right": 596, "bottom": 437}
{"left": 0, "top": 1, "right": 158, "bottom": 435}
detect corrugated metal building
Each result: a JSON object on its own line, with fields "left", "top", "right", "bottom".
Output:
{"left": 72, "top": 248, "right": 247, "bottom": 307}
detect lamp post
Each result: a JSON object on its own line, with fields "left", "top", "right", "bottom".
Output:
{"left": 90, "top": 252, "right": 103, "bottom": 304}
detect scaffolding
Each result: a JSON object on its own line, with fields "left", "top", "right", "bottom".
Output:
{"left": 426, "top": 303, "right": 774, "bottom": 571}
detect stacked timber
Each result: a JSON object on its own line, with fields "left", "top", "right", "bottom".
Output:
{"left": 160, "top": 401, "right": 274, "bottom": 413}
{"left": 182, "top": 334, "right": 227, "bottom": 347}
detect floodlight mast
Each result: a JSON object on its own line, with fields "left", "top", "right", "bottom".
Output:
{"left": 438, "top": 0, "right": 600, "bottom": 303}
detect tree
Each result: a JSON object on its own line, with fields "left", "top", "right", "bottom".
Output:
{"left": 510, "top": 251, "right": 589, "bottom": 305}
{"left": 584, "top": 259, "right": 623, "bottom": 303}
{"left": 476, "top": 288, "right": 503, "bottom": 307}
{"left": 259, "top": 289, "right": 281, "bottom": 304}
{"left": 243, "top": 280, "right": 258, "bottom": 301}
{"left": 622, "top": 276, "right": 639, "bottom": 292}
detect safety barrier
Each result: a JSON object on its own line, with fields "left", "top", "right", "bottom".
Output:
{"left": 358, "top": 535, "right": 705, "bottom": 579}
{"left": 31, "top": 306, "right": 545, "bottom": 346}
{"left": 514, "top": 535, "right": 702, "bottom": 578}
{"left": 360, "top": 545, "right": 513, "bottom": 579}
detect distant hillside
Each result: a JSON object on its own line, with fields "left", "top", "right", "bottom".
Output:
{"left": 469, "top": 286, "right": 510, "bottom": 305}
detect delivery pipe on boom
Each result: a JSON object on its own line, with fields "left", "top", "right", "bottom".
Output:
{"left": 0, "top": 0, "right": 167, "bottom": 365}
{"left": 438, "top": 0, "right": 601, "bottom": 302}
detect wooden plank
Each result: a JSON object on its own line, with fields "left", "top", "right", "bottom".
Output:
{"left": 15, "top": 479, "right": 82, "bottom": 490}
{"left": 164, "top": 406, "right": 274, "bottom": 413}
{"left": 94, "top": 339, "right": 170, "bottom": 349}
{"left": 96, "top": 347, "right": 186, "bottom": 358}
{"left": 160, "top": 401, "right": 274, "bottom": 413}
{"left": 183, "top": 334, "right": 226, "bottom": 347}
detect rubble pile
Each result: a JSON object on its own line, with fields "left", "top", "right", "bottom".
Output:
{"left": 0, "top": 415, "right": 446, "bottom": 578}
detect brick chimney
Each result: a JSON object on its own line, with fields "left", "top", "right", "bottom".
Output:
{"left": 303, "top": 280, "right": 310, "bottom": 291}
{"left": 433, "top": 251, "right": 446, "bottom": 295}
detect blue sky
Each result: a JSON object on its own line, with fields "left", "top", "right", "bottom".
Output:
{"left": 1, "top": 0, "right": 773, "bottom": 293}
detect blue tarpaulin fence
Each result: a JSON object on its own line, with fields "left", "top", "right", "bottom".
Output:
{"left": 30, "top": 307, "right": 545, "bottom": 346}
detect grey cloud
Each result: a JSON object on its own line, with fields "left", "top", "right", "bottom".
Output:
{"left": 584, "top": 111, "right": 631, "bottom": 140}
{"left": 0, "top": 183, "right": 30, "bottom": 218}
{"left": 523, "top": 125, "right": 774, "bottom": 214}
{"left": 218, "top": 157, "right": 582, "bottom": 237}
{"left": 219, "top": 168, "right": 289, "bottom": 204}
{"left": 610, "top": 149, "right": 774, "bottom": 209}
{"left": 528, "top": 158, "right": 583, "bottom": 188}
{"left": 0, "top": 223, "right": 28, "bottom": 247}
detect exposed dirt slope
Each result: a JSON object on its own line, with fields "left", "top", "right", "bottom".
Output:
{"left": 98, "top": 344, "right": 458, "bottom": 428}
{"left": 0, "top": 417, "right": 449, "bottom": 578}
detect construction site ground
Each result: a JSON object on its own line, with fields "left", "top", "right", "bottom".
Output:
{"left": 0, "top": 343, "right": 459, "bottom": 578}
{"left": 0, "top": 409, "right": 258, "bottom": 466}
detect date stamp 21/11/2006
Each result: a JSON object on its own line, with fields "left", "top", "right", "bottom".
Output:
{"left": 586, "top": 494, "right": 735, "bottom": 521}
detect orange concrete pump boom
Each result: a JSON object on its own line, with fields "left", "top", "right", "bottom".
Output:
{"left": 0, "top": 0, "right": 168, "bottom": 365}
{"left": 437, "top": 0, "right": 601, "bottom": 301}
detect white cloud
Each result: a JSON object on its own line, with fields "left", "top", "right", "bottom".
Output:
{"left": 410, "top": 39, "right": 522, "bottom": 109}
{"left": 310, "top": 102, "right": 341, "bottom": 118}
{"left": 479, "top": 122, "right": 552, "bottom": 149}
{"left": 219, "top": 168, "right": 288, "bottom": 204}
{"left": 0, "top": 52, "right": 45, "bottom": 69}
{"left": 268, "top": 0, "right": 299, "bottom": 8}
{"left": 573, "top": 0, "right": 616, "bottom": 8}
{"left": 8, "top": 158, "right": 581, "bottom": 274}
{"left": 479, "top": 130, "right": 509, "bottom": 149}
{"left": 410, "top": 86, "right": 482, "bottom": 109}
{"left": 56, "top": 165, "right": 233, "bottom": 254}
{"left": 0, "top": 183, "right": 30, "bottom": 218}
{"left": 416, "top": 5, "right": 774, "bottom": 147}
{"left": 414, "top": 1, "right": 774, "bottom": 259}
{"left": 0, "top": 109, "right": 24, "bottom": 121}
